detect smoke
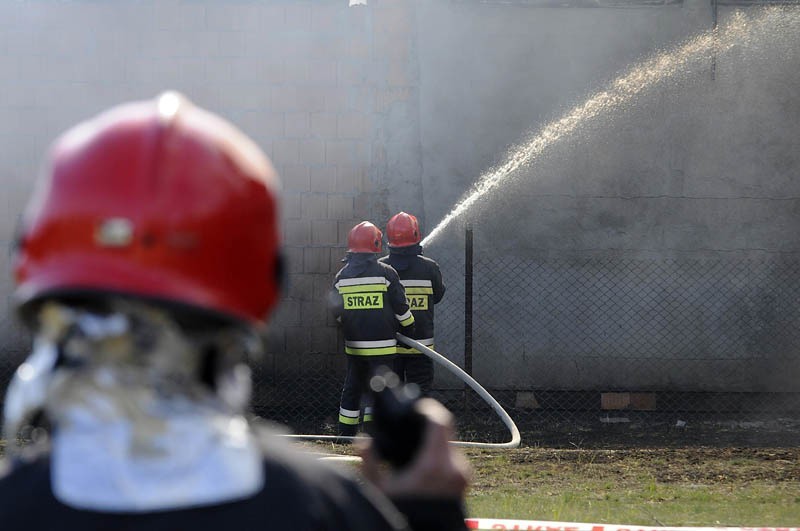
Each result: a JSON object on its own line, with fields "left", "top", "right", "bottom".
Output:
{"left": 422, "top": 8, "right": 800, "bottom": 247}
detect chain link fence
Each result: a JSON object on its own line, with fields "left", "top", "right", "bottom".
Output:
{"left": 255, "top": 231, "right": 800, "bottom": 443}
{"left": 440, "top": 249, "right": 800, "bottom": 421}
{"left": 2, "top": 237, "right": 800, "bottom": 444}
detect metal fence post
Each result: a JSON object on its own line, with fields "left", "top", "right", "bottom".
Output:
{"left": 464, "top": 224, "right": 473, "bottom": 413}
{"left": 464, "top": 224, "right": 473, "bottom": 376}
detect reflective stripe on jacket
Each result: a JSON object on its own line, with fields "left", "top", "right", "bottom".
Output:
{"left": 380, "top": 246, "right": 445, "bottom": 354}
{"left": 332, "top": 253, "right": 414, "bottom": 356}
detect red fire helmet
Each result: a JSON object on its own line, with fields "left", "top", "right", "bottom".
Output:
{"left": 14, "top": 92, "right": 282, "bottom": 326}
{"left": 386, "top": 212, "right": 421, "bottom": 248}
{"left": 347, "top": 221, "right": 382, "bottom": 253}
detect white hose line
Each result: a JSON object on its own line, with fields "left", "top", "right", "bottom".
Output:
{"left": 395, "top": 333, "right": 521, "bottom": 449}
{"left": 283, "top": 335, "right": 521, "bottom": 450}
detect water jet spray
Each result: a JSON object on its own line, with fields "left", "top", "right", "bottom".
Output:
{"left": 422, "top": 9, "right": 789, "bottom": 247}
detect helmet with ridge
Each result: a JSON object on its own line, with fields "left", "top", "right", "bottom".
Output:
{"left": 14, "top": 92, "right": 283, "bottom": 327}
{"left": 347, "top": 221, "right": 383, "bottom": 253}
{"left": 386, "top": 212, "right": 420, "bottom": 248}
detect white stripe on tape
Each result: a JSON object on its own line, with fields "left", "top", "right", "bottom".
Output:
{"left": 464, "top": 519, "right": 799, "bottom": 531}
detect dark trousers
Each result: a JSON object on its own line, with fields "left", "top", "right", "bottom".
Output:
{"left": 395, "top": 354, "right": 434, "bottom": 396}
{"left": 338, "top": 355, "right": 396, "bottom": 436}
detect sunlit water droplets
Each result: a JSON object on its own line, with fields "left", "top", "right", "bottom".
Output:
{"left": 423, "top": 8, "right": 799, "bottom": 246}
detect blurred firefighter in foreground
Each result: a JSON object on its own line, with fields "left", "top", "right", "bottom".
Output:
{"left": 0, "top": 93, "right": 469, "bottom": 530}
{"left": 379, "top": 212, "right": 446, "bottom": 396}
{"left": 330, "top": 221, "right": 415, "bottom": 436}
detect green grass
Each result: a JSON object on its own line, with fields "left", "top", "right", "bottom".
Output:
{"left": 464, "top": 448, "right": 800, "bottom": 527}
{"left": 468, "top": 476, "right": 799, "bottom": 525}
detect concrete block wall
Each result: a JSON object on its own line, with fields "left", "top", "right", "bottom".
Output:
{"left": 0, "top": 1, "right": 421, "bottom": 376}
{"left": 1, "top": 0, "right": 798, "bottom": 395}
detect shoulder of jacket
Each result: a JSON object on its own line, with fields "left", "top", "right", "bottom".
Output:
{"left": 378, "top": 260, "right": 399, "bottom": 275}
{"left": 405, "top": 255, "right": 439, "bottom": 275}
{"left": 417, "top": 254, "right": 440, "bottom": 267}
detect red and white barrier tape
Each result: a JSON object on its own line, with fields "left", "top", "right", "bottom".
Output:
{"left": 465, "top": 518, "right": 799, "bottom": 531}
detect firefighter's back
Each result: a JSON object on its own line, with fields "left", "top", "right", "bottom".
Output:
{"left": 0, "top": 441, "right": 406, "bottom": 531}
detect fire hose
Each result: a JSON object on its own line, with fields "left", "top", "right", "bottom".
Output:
{"left": 283, "top": 333, "right": 521, "bottom": 450}
{"left": 395, "top": 333, "right": 520, "bottom": 448}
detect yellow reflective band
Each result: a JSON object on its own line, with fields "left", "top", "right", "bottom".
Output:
{"left": 397, "top": 342, "right": 434, "bottom": 354}
{"left": 398, "top": 314, "right": 415, "bottom": 327}
{"left": 343, "top": 293, "right": 383, "bottom": 310}
{"left": 345, "top": 346, "right": 397, "bottom": 355}
{"left": 407, "top": 294, "right": 428, "bottom": 310}
{"left": 404, "top": 287, "right": 433, "bottom": 295}
{"left": 338, "top": 284, "right": 388, "bottom": 294}
{"left": 362, "top": 414, "right": 373, "bottom": 422}
{"left": 338, "top": 415, "right": 360, "bottom": 425}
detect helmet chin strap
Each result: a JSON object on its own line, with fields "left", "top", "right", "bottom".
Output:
{"left": 2, "top": 336, "right": 59, "bottom": 451}
{"left": 3, "top": 302, "right": 82, "bottom": 452}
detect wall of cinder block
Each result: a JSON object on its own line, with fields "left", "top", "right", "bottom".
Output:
{"left": 0, "top": 1, "right": 421, "bottom": 377}
{"left": 2, "top": 1, "right": 798, "bottom": 394}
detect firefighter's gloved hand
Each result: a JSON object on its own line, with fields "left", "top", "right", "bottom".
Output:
{"left": 400, "top": 321, "right": 415, "bottom": 337}
{"left": 358, "top": 398, "right": 471, "bottom": 499}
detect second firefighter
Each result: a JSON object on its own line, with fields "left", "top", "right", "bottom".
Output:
{"left": 379, "top": 212, "right": 446, "bottom": 396}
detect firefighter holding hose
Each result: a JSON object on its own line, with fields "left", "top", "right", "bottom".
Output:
{"left": 380, "top": 212, "right": 446, "bottom": 396}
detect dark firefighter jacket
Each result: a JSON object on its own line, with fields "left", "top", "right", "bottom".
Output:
{"left": 0, "top": 434, "right": 467, "bottom": 531}
{"left": 379, "top": 245, "right": 445, "bottom": 354}
{"left": 332, "top": 253, "right": 414, "bottom": 356}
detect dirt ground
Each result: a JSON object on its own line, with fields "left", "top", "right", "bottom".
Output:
{"left": 453, "top": 415, "right": 800, "bottom": 496}
{"left": 456, "top": 412, "right": 800, "bottom": 449}
{"left": 519, "top": 424, "right": 800, "bottom": 449}
{"left": 488, "top": 446, "right": 800, "bottom": 484}
{"left": 298, "top": 416, "right": 800, "bottom": 482}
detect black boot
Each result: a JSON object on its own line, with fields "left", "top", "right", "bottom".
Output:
{"left": 337, "top": 422, "right": 357, "bottom": 443}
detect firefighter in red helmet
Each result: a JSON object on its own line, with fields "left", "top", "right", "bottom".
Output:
{"left": 379, "top": 212, "right": 446, "bottom": 395}
{"left": 331, "top": 221, "right": 415, "bottom": 436}
{"left": 0, "top": 93, "right": 468, "bottom": 530}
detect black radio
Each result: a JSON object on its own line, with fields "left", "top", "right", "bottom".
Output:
{"left": 369, "top": 367, "right": 426, "bottom": 469}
